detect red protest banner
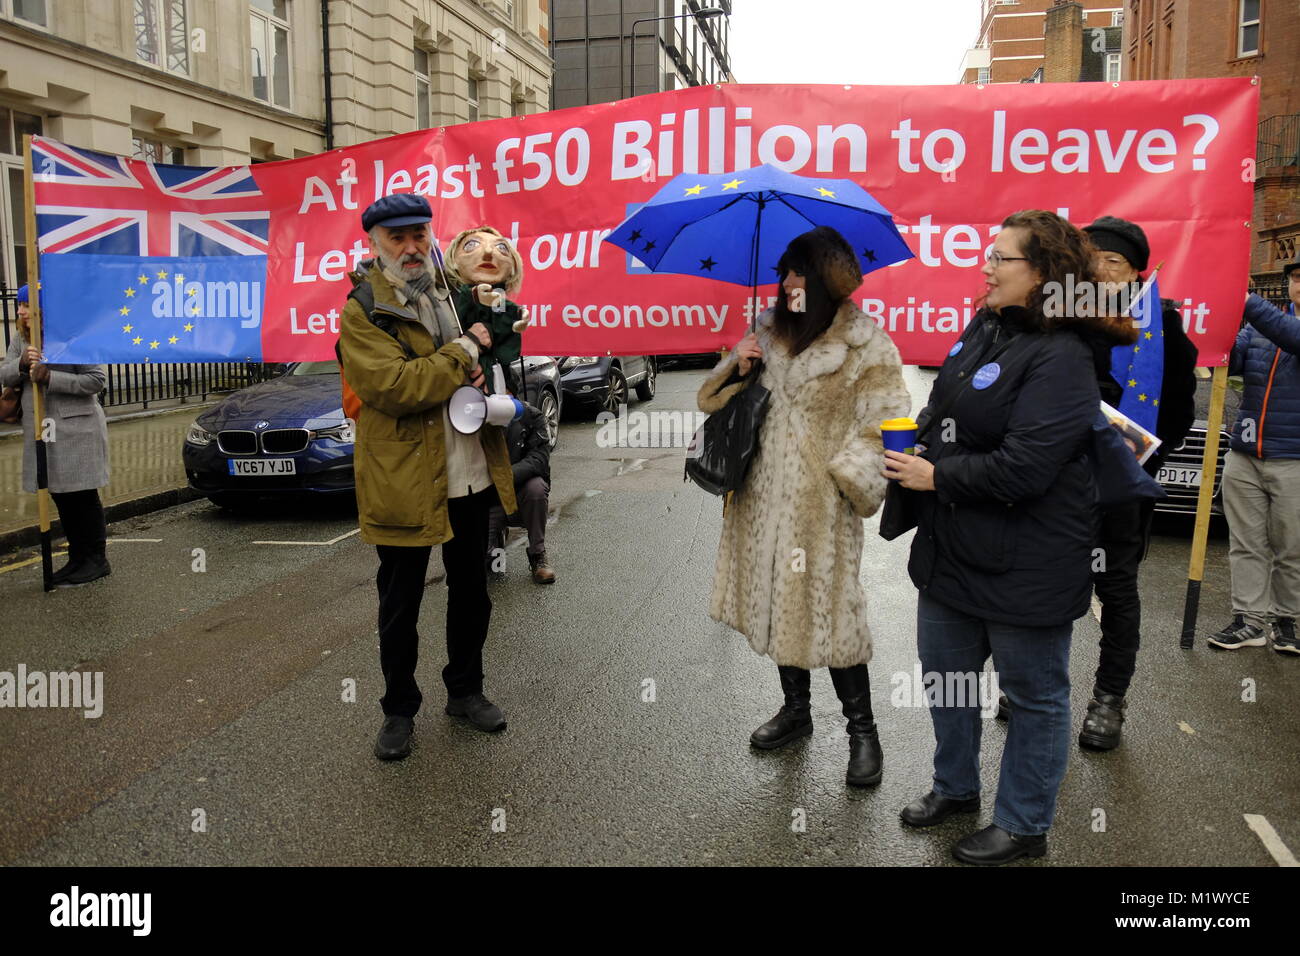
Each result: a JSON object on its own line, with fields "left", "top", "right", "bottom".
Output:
{"left": 247, "top": 78, "right": 1257, "bottom": 366}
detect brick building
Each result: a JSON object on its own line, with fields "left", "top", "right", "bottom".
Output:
{"left": 960, "top": 0, "right": 1125, "bottom": 85}
{"left": 1041, "top": 1, "right": 1123, "bottom": 83}
{"left": 0, "top": 0, "right": 554, "bottom": 289}
{"left": 1123, "top": 0, "right": 1299, "bottom": 282}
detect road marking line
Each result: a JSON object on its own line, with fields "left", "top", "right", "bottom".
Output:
{"left": 1243, "top": 814, "right": 1299, "bottom": 867}
{"left": 253, "top": 528, "right": 360, "bottom": 547}
{"left": 0, "top": 552, "right": 69, "bottom": 574}
{"left": 108, "top": 538, "right": 163, "bottom": 543}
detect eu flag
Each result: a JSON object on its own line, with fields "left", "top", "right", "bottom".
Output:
{"left": 1110, "top": 276, "right": 1164, "bottom": 435}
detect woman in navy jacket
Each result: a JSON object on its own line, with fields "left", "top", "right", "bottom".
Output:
{"left": 884, "top": 210, "right": 1135, "bottom": 865}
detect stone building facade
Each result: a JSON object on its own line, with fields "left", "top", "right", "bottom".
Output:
{"left": 0, "top": 0, "right": 554, "bottom": 287}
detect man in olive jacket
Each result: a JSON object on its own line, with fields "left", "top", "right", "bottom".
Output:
{"left": 338, "top": 194, "right": 519, "bottom": 761}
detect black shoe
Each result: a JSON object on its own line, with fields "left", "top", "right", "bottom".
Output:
{"left": 1207, "top": 615, "right": 1267, "bottom": 650}
{"left": 750, "top": 665, "right": 812, "bottom": 749}
{"left": 995, "top": 693, "right": 1010, "bottom": 721}
{"left": 50, "top": 558, "right": 80, "bottom": 585}
{"left": 845, "top": 726, "right": 883, "bottom": 787}
{"left": 900, "top": 790, "right": 981, "bottom": 828}
{"left": 1079, "top": 690, "right": 1126, "bottom": 750}
{"left": 56, "top": 553, "right": 111, "bottom": 588}
{"left": 830, "top": 665, "right": 881, "bottom": 786}
{"left": 446, "top": 692, "right": 506, "bottom": 732}
{"left": 952, "top": 824, "right": 1047, "bottom": 865}
{"left": 374, "top": 715, "right": 413, "bottom": 760}
{"left": 1272, "top": 618, "right": 1299, "bottom": 656}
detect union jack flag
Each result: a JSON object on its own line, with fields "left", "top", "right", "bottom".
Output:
{"left": 32, "top": 135, "right": 269, "bottom": 258}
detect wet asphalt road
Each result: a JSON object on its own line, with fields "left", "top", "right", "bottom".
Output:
{"left": 0, "top": 366, "right": 1296, "bottom": 867}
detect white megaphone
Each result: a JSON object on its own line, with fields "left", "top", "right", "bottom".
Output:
{"left": 449, "top": 364, "right": 525, "bottom": 435}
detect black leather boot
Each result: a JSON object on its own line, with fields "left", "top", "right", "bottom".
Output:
{"left": 830, "top": 665, "right": 882, "bottom": 787}
{"left": 57, "top": 541, "right": 111, "bottom": 587}
{"left": 1078, "top": 689, "right": 1126, "bottom": 750}
{"left": 749, "top": 666, "right": 812, "bottom": 749}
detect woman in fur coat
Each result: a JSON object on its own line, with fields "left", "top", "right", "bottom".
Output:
{"left": 697, "top": 226, "right": 910, "bottom": 787}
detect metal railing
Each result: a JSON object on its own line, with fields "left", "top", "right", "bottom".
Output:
{"left": 1257, "top": 114, "right": 1299, "bottom": 169}
{"left": 0, "top": 285, "right": 282, "bottom": 409}
{"left": 1249, "top": 279, "right": 1290, "bottom": 311}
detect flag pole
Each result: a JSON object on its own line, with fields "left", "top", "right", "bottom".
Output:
{"left": 21, "top": 135, "right": 55, "bottom": 591}
{"left": 1181, "top": 363, "right": 1229, "bottom": 649}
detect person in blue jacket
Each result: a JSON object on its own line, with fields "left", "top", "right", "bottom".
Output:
{"left": 1207, "top": 262, "right": 1300, "bottom": 655}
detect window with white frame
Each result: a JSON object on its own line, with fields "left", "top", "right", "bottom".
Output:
{"left": 414, "top": 47, "right": 432, "bottom": 128}
{"left": 467, "top": 75, "right": 479, "bottom": 122}
{"left": 250, "top": 0, "right": 291, "bottom": 108}
{"left": 1112, "top": 11, "right": 1124, "bottom": 27}
{"left": 977, "top": 66, "right": 990, "bottom": 85}
{"left": 135, "top": 0, "right": 189, "bottom": 74}
{"left": 1105, "top": 53, "right": 1121, "bottom": 82}
{"left": 4, "top": 0, "right": 47, "bottom": 27}
{"left": 1238, "top": 0, "right": 1260, "bottom": 56}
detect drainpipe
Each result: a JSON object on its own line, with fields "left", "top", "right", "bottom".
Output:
{"left": 321, "top": 0, "right": 335, "bottom": 150}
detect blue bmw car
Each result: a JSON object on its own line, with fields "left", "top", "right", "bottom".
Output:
{"left": 183, "top": 361, "right": 355, "bottom": 508}
{"left": 183, "top": 357, "right": 563, "bottom": 508}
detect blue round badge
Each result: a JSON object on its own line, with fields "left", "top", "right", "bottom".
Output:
{"left": 972, "top": 362, "right": 1001, "bottom": 390}
{"left": 948, "top": 341, "right": 964, "bottom": 357}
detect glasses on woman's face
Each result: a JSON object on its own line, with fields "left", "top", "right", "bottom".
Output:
{"left": 985, "top": 250, "right": 1030, "bottom": 268}
{"left": 462, "top": 238, "right": 511, "bottom": 256}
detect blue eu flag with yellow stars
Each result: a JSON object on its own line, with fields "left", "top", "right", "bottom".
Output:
{"left": 1110, "top": 276, "right": 1164, "bottom": 435}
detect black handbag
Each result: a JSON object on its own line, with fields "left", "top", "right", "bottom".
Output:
{"left": 685, "top": 364, "right": 771, "bottom": 496}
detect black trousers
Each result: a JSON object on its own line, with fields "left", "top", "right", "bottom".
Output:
{"left": 486, "top": 475, "right": 549, "bottom": 560}
{"left": 51, "top": 489, "right": 107, "bottom": 560}
{"left": 1092, "top": 498, "right": 1155, "bottom": 698}
{"left": 376, "top": 486, "right": 496, "bottom": 717}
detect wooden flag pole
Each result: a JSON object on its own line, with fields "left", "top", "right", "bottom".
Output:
{"left": 21, "top": 135, "right": 54, "bottom": 591}
{"left": 1180, "top": 363, "right": 1230, "bottom": 649}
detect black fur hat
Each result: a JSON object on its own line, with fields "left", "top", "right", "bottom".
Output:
{"left": 1083, "top": 216, "right": 1150, "bottom": 272}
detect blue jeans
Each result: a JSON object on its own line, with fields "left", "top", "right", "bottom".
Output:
{"left": 917, "top": 591, "right": 1072, "bottom": 836}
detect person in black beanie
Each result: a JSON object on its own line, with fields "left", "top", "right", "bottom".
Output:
{"left": 1072, "top": 215, "right": 1198, "bottom": 749}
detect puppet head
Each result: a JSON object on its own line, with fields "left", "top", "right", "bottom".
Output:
{"left": 445, "top": 226, "right": 524, "bottom": 296}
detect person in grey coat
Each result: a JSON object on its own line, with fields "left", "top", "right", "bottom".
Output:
{"left": 0, "top": 284, "right": 111, "bottom": 586}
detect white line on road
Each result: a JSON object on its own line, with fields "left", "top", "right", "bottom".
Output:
{"left": 1091, "top": 595, "right": 1103, "bottom": 623}
{"left": 253, "top": 528, "right": 361, "bottom": 547}
{"left": 108, "top": 538, "right": 163, "bottom": 543}
{"left": 1243, "top": 814, "right": 1298, "bottom": 867}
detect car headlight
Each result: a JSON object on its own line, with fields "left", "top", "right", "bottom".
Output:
{"left": 310, "top": 419, "right": 355, "bottom": 443}
{"left": 185, "top": 422, "right": 215, "bottom": 446}
{"left": 560, "top": 356, "right": 600, "bottom": 372}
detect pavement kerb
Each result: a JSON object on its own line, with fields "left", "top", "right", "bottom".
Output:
{"left": 1, "top": 399, "right": 215, "bottom": 556}
{"left": 0, "top": 485, "right": 204, "bottom": 556}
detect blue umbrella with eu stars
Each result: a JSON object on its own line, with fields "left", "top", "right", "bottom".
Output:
{"left": 603, "top": 163, "right": 913, "bottom": 328}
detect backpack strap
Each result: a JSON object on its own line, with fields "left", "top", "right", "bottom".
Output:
{"left": 342, "top": 280, "right": 416, "bottom": 359}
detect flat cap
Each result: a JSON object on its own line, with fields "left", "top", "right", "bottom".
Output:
{"left": 361, "top": 193, "right": 432, "bottom": 232}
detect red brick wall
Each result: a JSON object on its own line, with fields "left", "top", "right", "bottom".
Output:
{"left": 1124, "top": 0, "right": 1300, "bottom": 274}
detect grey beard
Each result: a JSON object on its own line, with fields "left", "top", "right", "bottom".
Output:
{"left": 377, "top": 248, "right": 437, "bottom": 297}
